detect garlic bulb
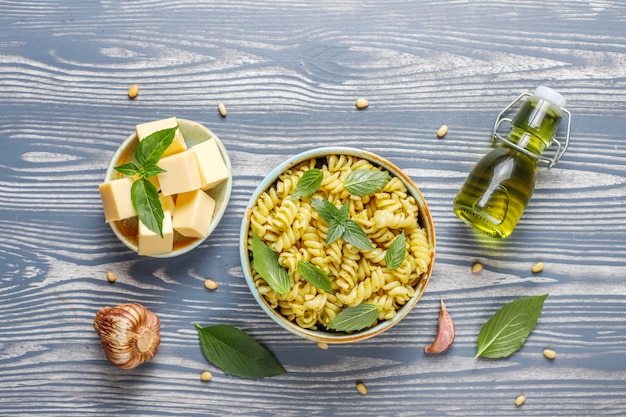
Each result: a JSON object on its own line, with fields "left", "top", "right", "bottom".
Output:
{"left": 93, "top": 303, "right": 161, "bottom": 369}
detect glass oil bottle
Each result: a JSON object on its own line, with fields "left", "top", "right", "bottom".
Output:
{"left": 453, "top": 86, "right": 572, "bottom": 238}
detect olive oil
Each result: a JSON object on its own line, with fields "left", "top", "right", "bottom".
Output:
{"left": 453, "top": 87, "right": 566, "bottom": 238}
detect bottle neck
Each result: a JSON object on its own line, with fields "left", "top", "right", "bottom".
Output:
{"left": 506, "top": 96, "right": 563, "bottom": 156}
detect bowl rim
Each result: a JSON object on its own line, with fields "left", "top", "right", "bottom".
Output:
{"left": 103, "top": 118, "right": 233, "bottom": 258}
{"left": 240, "top": 146, "right": 436, "bottom": 343}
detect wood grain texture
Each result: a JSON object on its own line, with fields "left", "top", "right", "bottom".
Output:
{"left": 1, "top": 0, "right": 626, "bottom": 416}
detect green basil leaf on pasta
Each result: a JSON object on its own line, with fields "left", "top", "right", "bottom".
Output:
{"left": 251, "top": 233, "right": 291, "bottom": 295}
{"left": 195, "top": 324, "right": 286, "bottom": 379}
{"left": 297, "top": 261, "right": 332, "bottom": 293}
{"left": 135, "top": 126, "right": 178, "bottom": 167}
{"left": 344, "top": 169, "right": 391, "bottom": 196}
{"left": 385, "top": 230, "right": 406, "bottom": 270}
{"left": 327, "top": 303, "right": 380, "bottom": 332}
{"left": 326, "top": 221, "right": 345, "bottom": 245}
{"left": 131, "top": 178, "right": 164, "bottom": 237}
{"left": 290, "top": 168, "right": 323, "bottom": 200}
{"left": 475, "top": 294, "right": 548, "bottom": 359}
{"left": 343, "top": 220, "right": 374, "bottom": 250}
{"left": 311, "top": 198, "right": 342, "bottom": 225}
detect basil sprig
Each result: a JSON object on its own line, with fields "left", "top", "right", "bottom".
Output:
{"left": 344, "top": 169, "right": 391, "bottom": 196}
{"left": 311, "top": 198, "right": 374, "bottom": 251}
{"left": 195, "top": 324, "right": 286, "bottom": 379}
{"left": 114, "top": 126, "right": 178, "bottom": 237}
{"left": 327, "top": 303, "right": 380, "bottom": 332}
{"left": 475, "top": 294, "right": 548, "bottom": 359}
{"left": 251, "top": 233, "right": 291, "bottom": 295}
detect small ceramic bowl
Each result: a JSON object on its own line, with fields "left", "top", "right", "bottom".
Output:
{"left": 240, "top": 147, "right": 435, "bottom": 343}
{"left": 103, "top": 118, "right": 232, "bottom": 258}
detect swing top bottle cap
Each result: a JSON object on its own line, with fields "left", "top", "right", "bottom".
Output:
{"left": 534, "top": 86, "right": 566, "bottom": 108}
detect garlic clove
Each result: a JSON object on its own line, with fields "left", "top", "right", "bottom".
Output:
{"left": 93, "top": 303, "right": 161, "bottom": 369}
{"left": 424, "top": 299, "right": 455, "bottom": 354}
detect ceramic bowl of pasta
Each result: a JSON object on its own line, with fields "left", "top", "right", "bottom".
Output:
{"left": 240, "top": 147, "right": 435, "bottom": 343}
{"left": 101, "top": 118, "right": 232, "bottom": 258}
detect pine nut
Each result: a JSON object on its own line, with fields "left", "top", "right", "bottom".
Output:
{"left": 471, "top": 262, "right": 483, "bottom": 273}
{"left": 543, "top": 348, "right": 556, "bottom": 359}
{"left": 127, "top": 84, "right": 139, "bottom": 99}
{"left": 200, "top": 371, "right": 212, "bottom": 381}
{"left": 437, "top": 125, "right": 448, "bottom": 138}
{"left": 204, "top": 279, "right": 218, "bottom": 290}
{"left": 515, "top": 394, "right": 526, "bottom": 407}
{"left": 106, "top": 270, "right": 116, "bottom": 283}
{"left": 355, "top": 98, "right": 369, "bottom": 109}
{"left": 532, "top": 262, "right": 544, "bottom": 273}
{"left": 218, "top": 102, "right": 227, "bottom": 117}
{"left": 356, "top": 382, "right": 368, "bottom": 395}
{"left": 316, "top": 341, "right": 329, "bottom": 350}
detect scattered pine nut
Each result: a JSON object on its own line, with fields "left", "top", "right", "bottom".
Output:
{"left": 532, "top": 262, "right": 544, "bottom": 273}
{"left": 218, "top": 102, "right": 227, "bottom": 117}
{"left": 471, "top": 262, "right": 483, "bottom": 273}
{"left": 106, "top": 270, "right": 116, "bottom": 283}
{"left": 316, "top": 341, "right": 329, "bottom": 350}
{"left": 543, "top": 349, "right": 556, "bottom": 359}
{"left": 204, "top": 279, "right": 218, "bottom": 290}
{"left": 127, "top": 84, "right": 139, "bottom": 99}
{"left": 355, "top": 97, "right": 369, "bottom": 110}
{"left": 515, "top": 394, "right": 526, "bottom": 407}
{"left": 200, "top": 371, "right": 213, "bottom": 381}
{"left": 356, "top": 382, "right": 368, "bottom": 395}
{"left": 437, "top": 125, "right": 449, "bottom": 138}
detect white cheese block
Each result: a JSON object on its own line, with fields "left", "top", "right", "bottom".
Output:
{"left": 136, "top": 117, "right": 187, "bottom": 157}
{"left": 156, "top": 150, "right": 202, "bottom": 196}
{"left": 159, "top": 193, "right": 176, "bottom": 214}
{"left": 98, "top": 177, "right": 137, "bottom": 222}
{"left": 138, "top": 210, "right": 173, "bottom": 255}
{"left": 191, "top": 139, "right": 230, "bottom": 190}
{"left": 173, "top": 190, "right": 215, "bottom": 238}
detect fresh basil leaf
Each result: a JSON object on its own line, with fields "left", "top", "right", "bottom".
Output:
{"left": 195, "top": 324, "right": 286, "bottom": 379}
{"left": 311, "top": 198, "right": 342, "bottom": 225}
{"left": 385, "top": 230, "right": 406, "bottom": 270}
{"left": 342, "top": 220, "right": 374, "bottom": 250}
{"left": 344, "top": 169, "right": 391, "bottom": 196}
{"left": 291, "top": 168, "right": 323, "bottom": 200}
{"left": 251, "top": 233, "right": 291, "bottom": 295}
{"left": 297, "top": 260, "right": 332, "bottom": 293}
{"left": 114, "top": 162, "right": 140, "bottom": 177}
{"left": 327, "top": 303, "right": 380, "bottom": 332}
{"left": 475, "top": 294, "right": 548, "bottom": 360}
{"left": 135, "top": 126, "right": 178, "bottom": 167}
{"left": 142, "top": 164, "right": 166, "bottom": 179}
{"left": 131, "top": 178, "right": 164, "bottom": 237}
{"left": 326, "top": 221, "right": 345, "bottom": 245}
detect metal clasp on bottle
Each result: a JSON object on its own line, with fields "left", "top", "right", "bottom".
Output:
{"left": 492, "top": 92, "right": 572, "bottom": 168}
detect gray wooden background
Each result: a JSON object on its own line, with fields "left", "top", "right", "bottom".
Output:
{"left": 1, "top": 1, "right": 625, "bottom": 416}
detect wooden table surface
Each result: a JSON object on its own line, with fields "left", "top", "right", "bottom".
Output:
{"left": 2, "top": 1, "right": 626, "bottom": 416}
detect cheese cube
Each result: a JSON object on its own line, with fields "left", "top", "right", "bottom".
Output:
{"left": 159, "top": 193, "right": 176, "bottom": 213}
{"left": 191, "top": 139, "right": 230, "bottom": 190}
{"left": 173, "top": 190, "right": 215, "bottom": 238}
{"left": 138, "top": 210, "right": 173, "bottom": 255}
{"left": 136, "top": 117, "right": 187, "bottom": 157}
{"left": 156, "top": 150, "right": 202, "bottom": 196}
{"left": 98, "top": 177, "right": 137, "bottom": 222}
